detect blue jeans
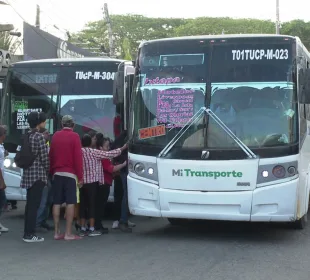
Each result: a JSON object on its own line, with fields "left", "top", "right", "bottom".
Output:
{"left": 120, "top": 170, "right": 128, "bottom": 224}
{"left": 0, "top": 189, "right": 6, "bottom": 218}
{"left": 36, "top": 181, "right": 52, "bottom": 226}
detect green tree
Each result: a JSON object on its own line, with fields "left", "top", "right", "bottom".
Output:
{"left": 72, "top": 15, "right": 310, "bottom": 58}
{"left": 71, "top": 14, "right": 186, "bottom": 59}
{"left": 174, "top": 17, "right": 275, "bottom": 36}
{"left": 0, "top": 31, "right": 18, "bottom": 52}
{"left": 281, "top": 20, "right": 310, "bottom": 49}
{"left": 122, "top": 37, "right": 132, "bottom": 60}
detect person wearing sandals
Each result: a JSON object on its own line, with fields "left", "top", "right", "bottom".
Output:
{"left": 49, "top": 115, "right": 83, "bottom": 241}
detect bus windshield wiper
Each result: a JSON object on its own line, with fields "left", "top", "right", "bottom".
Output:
{"left": 158, "top": 107, "right": 257, "bottom": 159}
{"left": 158, "top": 107, "right": 206, "bottom": 158}
{"left": 205, "top": 108, "right": 257, "bottom": 159}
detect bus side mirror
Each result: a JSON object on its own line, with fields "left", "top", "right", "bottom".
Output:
{"left": 299, "top": 68, "right": 310, "bottom": 104}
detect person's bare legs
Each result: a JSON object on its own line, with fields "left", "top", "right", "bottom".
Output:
{"left": 64, "top": 204, "right": 75, "bottom": 239}
{"left": 53, "top": 204, "right": 62, "bottom": 239}
{"left": 89, "top": 218, "right": 95, "bottom": 228}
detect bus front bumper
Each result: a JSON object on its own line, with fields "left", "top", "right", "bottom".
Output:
{"left": 128, "top": 176, "right": 298, "bottom": 222}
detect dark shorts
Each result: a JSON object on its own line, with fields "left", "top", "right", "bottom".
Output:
{"left": 52, "top": 175, "right": 77, "bottom": 205}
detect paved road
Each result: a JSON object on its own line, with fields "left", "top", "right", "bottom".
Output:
{"left": 1, "top": 204, "right": 310, "bottom": 280}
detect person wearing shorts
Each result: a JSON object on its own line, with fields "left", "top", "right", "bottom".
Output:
{"left": 79, "top": 134, "right": 127, "bottom": 237}
{"left": 49, "top": 115, "right": 83, "bottom": 241}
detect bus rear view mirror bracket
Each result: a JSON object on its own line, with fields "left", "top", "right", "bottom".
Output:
{"left": 299, "top": 68, "right": 310, "bottom": 104}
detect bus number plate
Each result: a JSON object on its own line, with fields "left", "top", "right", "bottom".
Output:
{"left": 232, "top": 49, "right": 289, "bottom": 61}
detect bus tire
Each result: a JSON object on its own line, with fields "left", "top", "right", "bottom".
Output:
{"left": 293, "top": 214, "right": 307, "bottom": 230}
{"left": 167, "top": 218, "right": 187, "bottom": 226}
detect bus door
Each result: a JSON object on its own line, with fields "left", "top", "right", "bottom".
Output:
{"left": 113, "top": 61, "right": 134, "bottom": 137}
{"left": 124, "top": 63, "right": 135, "bottom": 130}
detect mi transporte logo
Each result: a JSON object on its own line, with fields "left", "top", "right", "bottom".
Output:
{"left": 172, "top": 169, "right": 243, "bottom": 180}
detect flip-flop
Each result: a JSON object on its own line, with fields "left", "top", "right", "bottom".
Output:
{"left": 54, "top": 234, "right": 65, "bottom": 240}
{"left": 64, "top": 235, "right": 82, "bottom": 241}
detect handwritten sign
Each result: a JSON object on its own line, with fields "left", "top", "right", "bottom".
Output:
{"left": 144, "top": 77, "right": 181, "bottom": 85}
{"left": 16, "top": 108, "right": 42, "bottom": 130}
{"left": 157, "top": 88, "right": 195, "bottom": 128}
{"left": 138, "top": 125, "right": 166, "bottom": 140}
{"left": 14, "top": 101, "right": 28, "bottom": 111}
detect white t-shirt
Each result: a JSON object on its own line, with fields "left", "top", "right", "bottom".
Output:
{"left": 0, "top": 144, "right": 4, "bottom": 175}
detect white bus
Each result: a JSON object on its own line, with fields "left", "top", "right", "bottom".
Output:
{"left": 127, "top": 34, "right": 310, "bottom": 229}
{"left": 1, "top": 57, "right": 125, "bottom": 203}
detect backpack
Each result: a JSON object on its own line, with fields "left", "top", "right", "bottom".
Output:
{"left": 14, "top": 131, "right": 37, "bottom": 169}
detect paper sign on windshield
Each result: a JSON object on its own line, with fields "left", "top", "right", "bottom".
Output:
{"left": 138, "top": 125, "right": 166, "bottom": 140}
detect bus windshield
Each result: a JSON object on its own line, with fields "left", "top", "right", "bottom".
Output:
{"left": 2, "top": 60, "right": 121, "bottom": 151}
{"left": 131, "top": 38, "right": 298, "bottom": 151}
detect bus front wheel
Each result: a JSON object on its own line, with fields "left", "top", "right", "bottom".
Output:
{"left": 293, "top": 214, "right": 307, "bottom": 230}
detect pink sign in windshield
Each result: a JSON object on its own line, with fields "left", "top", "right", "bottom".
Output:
{"left": 157, "top": 88, "right": 195, "bottom": 128}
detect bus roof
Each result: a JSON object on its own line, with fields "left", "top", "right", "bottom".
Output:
{"left": 140, "top": 34, "right": 297, "bottom": 47}
{"left": 12, "top": 57, "right": 125, "bottom": 67}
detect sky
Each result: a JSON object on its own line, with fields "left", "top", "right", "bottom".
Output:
{"left": 1, "top": 0, "right": 310, "bottom": 52}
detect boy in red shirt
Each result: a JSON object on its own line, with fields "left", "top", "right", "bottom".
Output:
{"left": 95, "top": 134, "right": 126, "bottom": 231}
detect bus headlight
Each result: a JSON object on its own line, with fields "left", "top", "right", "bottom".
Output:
{"left": 134, "top": 163, "right": 145, "bottom": 174}
{"left": 257, "top": 160, "right": 298, "bottom": 187}
{"left": 4, "top": 158, "right": 21, "bottom": 174}
{"left": 129, "top": 159, "right": 158, "bottom": 183}
{"left": 4, "top": 158, "right": 11, "bottom": 168}
{"left": 272, "top": 165, "right": 286, "bottom": 178}
{"left": 287, "top": 166, "right": 297, "bottom": 176}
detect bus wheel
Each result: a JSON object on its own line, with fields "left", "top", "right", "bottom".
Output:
{"left": 293, "top": 214, "right": 307, "bottom": 230}
{"left": 167, "top": 218, "right": 188, "bottom": 226}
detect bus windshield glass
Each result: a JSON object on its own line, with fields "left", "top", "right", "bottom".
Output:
{"left": 131, "top": 38, "right": 298, "bottom": 150}
{"left": 2, "top": 61, "right": 120, "bottom": 150}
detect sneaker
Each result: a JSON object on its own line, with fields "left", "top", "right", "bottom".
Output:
{"left": 88, "top": 230, "right": 102, "bottom": 237}
{"left": 79, "top": 229, "right": 88, "bottom": 237}
{"left": 128, "top": 220, "right": 136, "bottom": 228}
{"left": 0, "top": 222, "right": 9, "bottom": 232}
{"left": 119, "top": 223, "right": 132, "bottom": 233}
{"left": 23, "top": 235, "right": 44, "bottom": 243}
{"left": 112, "top": 220, "right": 119, "bottom": 229}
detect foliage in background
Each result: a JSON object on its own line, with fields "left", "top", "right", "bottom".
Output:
{"left": 0, "top": 31, "right": 19, "bottom": 52}
{"left": 70, "top": 15, "right": 310, "bottom": 59}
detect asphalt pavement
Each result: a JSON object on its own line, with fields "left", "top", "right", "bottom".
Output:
{"left": 1, "top": 203, "right": 310, "bottom": 280}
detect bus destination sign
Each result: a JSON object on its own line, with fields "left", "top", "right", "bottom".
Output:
{"left": 20, "top": 74, "right": 57, "bottom": 84}
{"left": 232, "top": 49, "right": 289, "bottom": 61}
{"left": 75, "top": 71, "right": 116, "bottom": 80}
